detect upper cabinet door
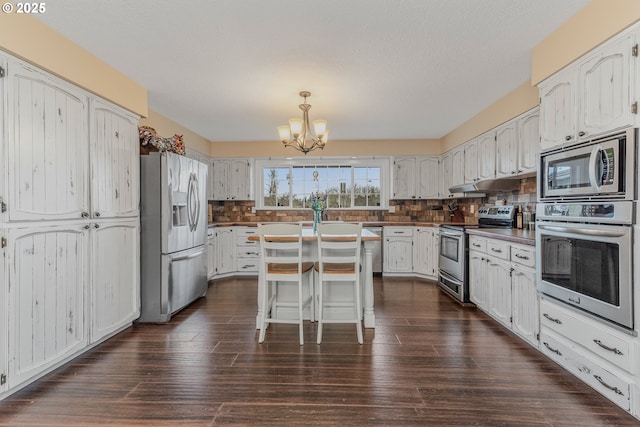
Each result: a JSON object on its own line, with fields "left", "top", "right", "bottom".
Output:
{"left": 228, "top": 159, "right": 251, "bottom": 200}
{"left": 517, "top": 107, "right": 540, "bottom": 174}
{"left": 90, "top": 99, "right": 140, "bottom": 219}
{"left": 539, "top": 68, "right": 576, "bottom": 151}
{"left": 495, "top": 122, "right": 517, "bottom": 178}
{"left": 392, "top": 157, "right": 416, "bottom": 199}
{"left": 577, "top": 32, "right": 634, "bottom": 140}
{"left": 7, "top": 62, "right": 89, "bottom": 221}
{"left": 416, "top": 157, "right": 440, "bottom": 199}
{"left": 477, "top": 131, "right": 496, "bottom": 181}
{"left": 463, "top": 139, "right": 478, "bottom": 184}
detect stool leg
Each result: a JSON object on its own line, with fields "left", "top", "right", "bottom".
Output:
{"left": 258, "top": 279, "right": 269, "bottom": 343}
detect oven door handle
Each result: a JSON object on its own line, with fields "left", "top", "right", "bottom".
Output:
{"left": 440, "top": 231, "right": 462, "bottom": 239}
{"left": 538, "top": 224, "right": 627, "bottom": 238}
{"left": 439, "top": 270, "right": 463, "bottom": 285}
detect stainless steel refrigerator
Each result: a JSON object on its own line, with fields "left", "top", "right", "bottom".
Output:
{"left": 139, "top": 152, "right": 208, "bottom": 322}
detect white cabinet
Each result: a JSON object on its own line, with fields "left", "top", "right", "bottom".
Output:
{"left": 516, "top": 107, "right": 540, "bottom": 175}
{"left": 383, "top": 227, "right": 413, "bottom": 274}
{"left": 211, "top": 227, "right": 235, "bottom": 277}
{"left": 0, "top": 53, "right": 141, "bottom": 398}
{"left": 211, "top": 159, "right": 251, "bottom": 201}
{"left": 468, "top": 235, "right": 538, "bottom": 347}
{"left": 90, "top": 219, "right": 140, "bottom": 344}
{"left": 413, "top": 226, "right": 438, "bottom": 278}
{"left": 90, "top": 99, "right": 140, "bottom": 218}
{"left": 539, "top": 68, "right": 575, "bottom": 151}
{"left": 463, "top": 139, "right": 478, "bottom": 183}
{"left": 5, "top": 224, "right": 88, "bottom": 388}
{"left": 392, "top": 156, "right": 439, "bottom": 199}
{"left": 476, "top": 131, "right": 496, "bottom": 181}
{"left": 207, "top": 229, "right": 216, "bottom": 279}
{"left": 235, "top": 227, "right": 259, "bottom": 274}
{"left": 439, "top": 151, "right": 464, "bottom": 199}
{"left": 495, "top": 121, "right": 518, "bottom": 178}
{"left": 539, "top": 23, "right": 639, "bottom": 151}
{"left": 6, "top": 61, "right": 89, "bottom": 222}
{"left": 540, "top": 298, "right": 635, "bottom": 411}
{"left": 577, "top": 30, "right": 635, "bottom": 140}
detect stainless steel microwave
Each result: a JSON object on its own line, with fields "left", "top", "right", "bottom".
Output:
{"left": 539, "top": 128, "right": 636, "bottom": 201}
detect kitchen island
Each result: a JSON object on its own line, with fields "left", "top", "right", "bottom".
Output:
{"left": 248, "top": 227, "right": 381, "bottom": 329}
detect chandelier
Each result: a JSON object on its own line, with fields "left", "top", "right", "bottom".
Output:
{"left": 277, "top": 91, "right": 329, "bottom": 155}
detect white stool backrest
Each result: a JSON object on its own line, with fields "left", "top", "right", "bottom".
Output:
{"left": 316, "top": 223, "right": 362, "bottom": 265}
{"left": 258, "top": 223, "right": 304, "bottom": 268}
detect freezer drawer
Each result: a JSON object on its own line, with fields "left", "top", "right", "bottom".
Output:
{"left": 139, "top": 245, "right": 207, "bottom": 322}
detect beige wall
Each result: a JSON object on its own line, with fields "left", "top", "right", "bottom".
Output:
{"left": 0, "top": 13, "right": 147, "bottom": 116}
{"left": 208, "top": 138, "right": 441, "bottom": 158}
{"left": 140, "top": 109, "right": 212, "bottom": 155}
{"left": 441, "top": 81, "right": 539, "bottom": 152}
{"left": 532, "top": 0, "right": 640, "bottom": 85}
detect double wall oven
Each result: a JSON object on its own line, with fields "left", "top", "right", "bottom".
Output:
{"left": 537, "top": 127, "right": 636, "bottom": 333}
{"left": 439, "top": 206, "right": 516, "bottom": 303}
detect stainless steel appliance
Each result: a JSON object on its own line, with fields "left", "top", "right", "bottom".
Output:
{"left": 536, "top": 201, "right": 634, "bottom": 332}
{"left": 438, "top": 206, "right": 516, "bottom": 303}
{"left": 139, "top": 152, "right": 208, "bottom": 322}
{"left": 540, "top": 127, "right": 635, "bottom": 201}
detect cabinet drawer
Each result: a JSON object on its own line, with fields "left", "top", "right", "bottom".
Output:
{"left": 236, "top": 236, "right": 259, "bottom": 248}
{"left": 540, "top": 329, "right": 631, "bottom": 411}
{"left": 469, "top": 236, "right": 486, "bottom": 253}
{"left": 384, "top": 227, "right": 413, "bottom": 237}
{"left": 486, "top": 239, "right": 509, "bottom": 260}
{"left": 236, "top": 259, "right": 259, "bottom": 272}
{"left": 510, "top": 245, "right": 535, "bottom": 268}
{"left": 540, "top": 299, "right": 635, "bottom": 373}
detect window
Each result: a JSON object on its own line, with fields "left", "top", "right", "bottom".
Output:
{"left": 256, "top": 158, "right": 388, "bottom": 209}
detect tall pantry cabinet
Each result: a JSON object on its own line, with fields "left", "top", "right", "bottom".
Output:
{"left": 0, "top": 53, "right": 141, "bottom": 397}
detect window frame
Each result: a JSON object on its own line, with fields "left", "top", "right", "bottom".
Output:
{"left": 254, "top": 157, "right": 390, "bottom": 210}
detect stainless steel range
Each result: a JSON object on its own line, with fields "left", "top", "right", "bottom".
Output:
{"left": 438, "top": 205, "right": 516, "bottom": 303}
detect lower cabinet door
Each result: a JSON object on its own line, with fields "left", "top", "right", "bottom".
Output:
{"left": 91, "top": 219, "right": 140, "bottom": 343}
{"left": 6, "top": 224, "right": 88, "bottom": 388}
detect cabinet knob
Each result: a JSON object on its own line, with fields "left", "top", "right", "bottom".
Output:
{"left": 94, "top": 223, "right": 100, "bottom": 229}
{"left": 565, "top": 135, "right": 572, "bottom": 141}
{"left": 94, "top": 211, "right": 101, "bottom": 217}
{"left": 578, "top": 131, "right": 586, "bottom": 137}
{"left": 81, "top": 212, "right": 89, "bottom": 218}
{"left": 84, "top": 225, "right": 90, "bottom": 230}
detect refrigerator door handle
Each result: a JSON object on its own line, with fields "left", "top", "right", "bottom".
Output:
{"left": 191, "top": 173, "right": 200, "bottom": 230}
{"left": 186, "top": 172, "right": 197, "bottom": 231}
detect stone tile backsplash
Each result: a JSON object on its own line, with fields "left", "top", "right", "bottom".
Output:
{"left": 210, "top": 177, "right": 537, "bottom": 224}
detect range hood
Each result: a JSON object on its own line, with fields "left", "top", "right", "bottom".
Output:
{"left": 449, "top": 178, "right": 520, "bottom": 194}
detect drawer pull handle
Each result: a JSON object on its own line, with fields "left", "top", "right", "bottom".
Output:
{"left": 472, "top": 243, "right": 481, "bottom": 247}
{"left": 543, "top": 342, "right": 562, "bottom": 356}
{"left": 593, "top": 339, "right": 623, "bottom": 355}
{"left": 514, "top": 254, "right": 529, "bottom": 260}
{"left": 593, "top": 375, "right": 624, "bottom": 396}
{"left": 543, "top": 313, "right": 562, "bottom": 324}
{"left": 491, "top": 248, "right": 502, "bottom": 253}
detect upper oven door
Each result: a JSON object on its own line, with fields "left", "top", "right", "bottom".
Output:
{"left": 536, "top": 220, "right": 633, "bottom": 330}
{"left": 540, "top": 128, "right": 633, "bottom": 201}
{"left": 439, "top": 228, "right": 464, "bottom": 280}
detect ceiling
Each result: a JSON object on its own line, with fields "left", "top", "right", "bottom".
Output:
{"left": 36, "top": 0, "right": 590, "bottom": 143}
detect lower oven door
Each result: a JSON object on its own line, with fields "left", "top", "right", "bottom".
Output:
{"left": 536, "top": 220, "right": 633, "bottom": 330}
{"left": 439, "top": 269, "right": 464, "bottom": 302}
{"left": 439, "top": 229, "right": 464, "bottom": 280}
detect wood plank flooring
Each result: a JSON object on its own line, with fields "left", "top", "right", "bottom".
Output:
{"left": 1, "top": 277, "right": 638, "bottom": 426}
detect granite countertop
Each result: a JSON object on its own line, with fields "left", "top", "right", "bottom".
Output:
{"left": 465, "top": 228, "right": 536, "bottom": 246}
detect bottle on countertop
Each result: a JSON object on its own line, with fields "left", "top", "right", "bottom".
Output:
{"left": 515, "top": 205, "right": 523, "bottom": 229}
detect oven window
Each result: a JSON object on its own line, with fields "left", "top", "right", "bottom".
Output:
{"left": 540, "top": 235, "right": 619, "bottom": 306}
{"left": 440, "top": 234, "right": 460, "bottom": 262}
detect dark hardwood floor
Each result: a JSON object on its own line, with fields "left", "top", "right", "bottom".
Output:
{"left": 1, "top": 277, "right": 638, "bottom": 426}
